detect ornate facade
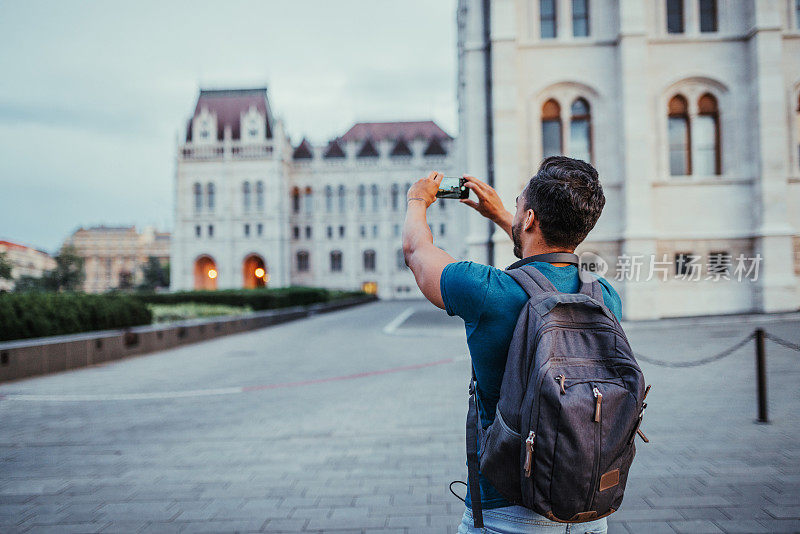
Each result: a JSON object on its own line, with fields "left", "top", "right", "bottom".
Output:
{"left": 171, "top": 88, "right": 466, "bottom": 298}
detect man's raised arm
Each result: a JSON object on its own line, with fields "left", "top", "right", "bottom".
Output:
{"left": 460, "top": 175, "right": 514, "bottom": 239}
{"left": 402, "top": 172, "right": 456, "bottom": 310}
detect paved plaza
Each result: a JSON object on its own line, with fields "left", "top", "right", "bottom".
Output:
{"left": 1, "top": 300, "right": 799, "bottom": 533}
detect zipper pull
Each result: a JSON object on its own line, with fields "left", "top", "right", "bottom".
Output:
{"left": 524, "top": 431, "right": 536, "bottom": 477}
{"left": 593, "top": 386, "right": 602, "bottom": 422}
{"left": 555, "top": 375, "right": 566, "bottom": 395}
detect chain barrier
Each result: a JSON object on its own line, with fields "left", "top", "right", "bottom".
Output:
{"left": 763, "top": 332, "right": 800, "bottom": 352}
{"left": 634, "top": 330, "right": 800, "bottom": 368}
{"left": 634, "top": 333, "right": 755, "bottom": 368}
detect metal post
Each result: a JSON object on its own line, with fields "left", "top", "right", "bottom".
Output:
{"left": 754, "top": 328, "right": 768, "bottom": 423}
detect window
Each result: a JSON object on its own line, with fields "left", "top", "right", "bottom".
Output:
{"left": 391, "top": 184, "right": 399, "bottom": 210}
{"left": 257, "top": 223, "right": 263, "bottom": 236}
{"left": 293, "top": 226, "right": 300, "bottom": 239}
{"left": 297, "top": 251, "right": 309, "bottom": 272}
{"left": 360, "top": 225, "right": 366, "bottom": 238}
{"left": 668, "top": 95, "right": 691, "bottom": 175}
{"left": 393, "top": 224, "right": 400, "bottom": 237}
{"left": 372, "top": 225, "right": 378, "bottom": 238}
{"left": 440, "top": 223, "right": 446, "bottom": 236}
{"left": 256, "top": 181, "right": 264, "bottom": 210}
{"left": 305, "top": 226, "right": 312, "bottom": 239}
{"left": 667, "top": 0, "right": 684, "bottom": 33}
{"left": 243, "top": 181, "right": 251, "bottom": 210}
{"left": 699, "top": 0, "right": 717, "bottom": 32}
{"left": 674, "top": 253, "right": 698, "bottom": 275}
{"left": 542, "top": 99, "right": 563, "bottom": 157}
{"left": 291, "top": 187, "right": 300, "bottom": 213}
{"left": 193, "top": 182, "right": 202, "bottom": 211}
{"left": 304, "top": 187, "right": 313, "bottom": 213}
{"left": 439, "top": 197, "right": 446, "bottom": 210}
{"left": 371, "top": 184, "right": 379, "bottom": 211}
{"left": 326, "top": 226, "right": 333, "bottom": 239}
{"left": 194, "top": 225, "right": 201, "bottom": 237}
{"left": 694, "top": 93, "right": 720, "bottom": 175}
{"left": 796, "top": 0, "right": 800, "bottom": 29}
{"left": 244, "top": 224, "right": 250, "bottom": 237}
{"left": 208, "top": 224, "right": 214, "bottom": 237}
{"left": 540, "top": 0, "right": 557, "bottom": 38}
{"left": 338, "top": 185, "right": 346, "bottom": 212}
{"left": 396, "top": 248, "right": 406, "bottom": 270}
{"left": 363, "top": 250, "right": 376, "bottom": 272}
{"left": 339, "top": 225, "right": 345, "bottom": 238}
{"left": 330, "top": 251, "right": 343, "bottom": 272}
{"left": 358, "top": 184, "right": 366, "bottom": 212}
{"left": 325, "top": 185, "right": 333, "bottom": 212}
{"left": 572, "top": 0, "right": 589, "bottom": 37}
{"left": 206, "top": 183, "right": 215, "bottom": 210}
{"left": 570, "top": 98, "right": 592, "bottom": 162}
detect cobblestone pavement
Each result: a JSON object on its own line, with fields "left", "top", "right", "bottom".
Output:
{"left": 1, "top": 300, "right": 799, "bottom": 534}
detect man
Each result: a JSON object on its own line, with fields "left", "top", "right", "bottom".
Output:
{"left": 402, "top": 156, "right": 619, "bottom": 533}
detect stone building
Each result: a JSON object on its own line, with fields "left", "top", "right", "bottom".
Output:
{"left": 0, "top": 240, "right": 56, "bottom": 291}
{"left": 457, "top": 0, "right": 800, "bottom": 318}
{"left": 64, "top": 226, "right": 170, "bottom": 293}
{"left": 171, "top": 88, "right": 466, "bottom": 298}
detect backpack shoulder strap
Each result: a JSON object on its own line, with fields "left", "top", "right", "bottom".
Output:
{"left": 504, "top": 264, "right": 559, "bottom": 297}
{"left": 578, "top": 274, "right": 604, "bottom": 302}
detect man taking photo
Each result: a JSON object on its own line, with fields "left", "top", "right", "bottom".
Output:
{"left": 402, "top": 156, "right": 621, "bottom": 533}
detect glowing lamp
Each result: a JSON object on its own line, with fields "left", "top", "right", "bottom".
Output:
{"left": 207, "top": 269, "right": 217, "bottom": 279}
{"left": 254, "top": 267, "right": 265, "bottom": 278}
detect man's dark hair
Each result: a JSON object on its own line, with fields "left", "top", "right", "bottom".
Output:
{"left": 523, "top": 156, "right": 605, "bottom": 250}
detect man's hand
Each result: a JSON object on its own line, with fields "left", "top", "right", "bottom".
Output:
{"left": 407, "top": 171, "right": 443, "bottom": 208}
{"left": 460, "top": 175, "right": 514, "bottom": 238}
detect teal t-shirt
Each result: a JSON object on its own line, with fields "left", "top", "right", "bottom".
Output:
{"left": 440, "top": 260, "right": 622, "bottom": 510}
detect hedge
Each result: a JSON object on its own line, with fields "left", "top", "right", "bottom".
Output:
{"left": 0, "top": 292, "right": 152, "bottom": 342}
{"left": 133, "top": 286, "right": 365, "bottom": 311}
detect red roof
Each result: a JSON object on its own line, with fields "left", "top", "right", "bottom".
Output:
{"left": 340, "top": 121, "right": 451, "bottom": 143}
{"left": 0, "top": 240, "right": 28, "bottom": 251}
{"left": 186, "top": 88, "right": 273, "bottom": 141}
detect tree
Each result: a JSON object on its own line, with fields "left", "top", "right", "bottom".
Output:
{"left": 138, "top": 256, "right": 169, "bottom": 291}
{"left": 0, "top": 251, "right": 12, "bottom": 280}
{"left": 45, "top": 245, "right": 85, "bottom": 291}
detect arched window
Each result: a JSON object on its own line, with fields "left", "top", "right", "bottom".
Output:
{"left": 572, "top": 0, "right": 589, "bottom": 37}
{"left": 304, "top": 186, "right": 313, "bottom": 213}
{"left": 338, "top": 185, "right": 346, "bottom": 212}
{"left": 291, "top": 186, "right": 300, "bottom": 213}
{"left": 330, "top": 250, "right": 343, "bottom": 272}
{"left": 796, "top": 94, "right": 800, "bottom": 170}
{"left": 542, "top": 99, "right": 562, "bottom": 157}
{"left": 391, "top": 183, "right": 399, "bottom": 210}
{"left": 570, "top": 98, "right": 592, "bottom": 162}
{"left": 699, "top": 0, "right": 717, "bottom": 33}
{"left": 206, "top": 182, "right": 215, "bottom": 211}
{"left": 540, "top": 0, "right": 557, "bottom": 39}
{"left": 668, "top": 95, "right": 691, "bottom": 175}
{"left": 193, "top": 182, "right": 202, "bottom": 211}
{"left": 296, "top": 251, "right": 309, "bottom": 272}
{"left": 242, "top": 181, "right": 251, "bottom": 210}
{"left": 371, "top": 184, "right": 379, "bottom": 211}
{"left": 363, "top": 249, "right": 376, "bottom": 272}
{"left": 694, "top": 93, "right": 720, "bottom": 175}
{"left": 255, "top": 181, "right": 264, "bottom": 210}
{"left": 325, "top": 185, "right": 333, "bottom": 212}
{"left": 357, "top": 184, "right": 366, "bottom": 212}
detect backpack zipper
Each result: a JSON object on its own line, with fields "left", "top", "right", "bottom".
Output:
{"left": 588, "top": 383, "right": 603, "bottom": 510}
{"left": 523, "top": 431, "right": 536, "bottom": 477}
{"left": 593, "top": 387, "right": 603, "bottom": 423}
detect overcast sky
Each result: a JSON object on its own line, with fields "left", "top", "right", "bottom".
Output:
{"left": 0, "top": 0, "right": 458, "bottom": 253}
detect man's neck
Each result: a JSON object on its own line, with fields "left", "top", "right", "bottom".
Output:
{"left": 519, "top": 243, "right": 575, "bottom": 267}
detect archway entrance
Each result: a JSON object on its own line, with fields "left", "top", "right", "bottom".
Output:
{"left": 194, "top": 255, "right": 218, "bottom": 290}
{"left": 243, "top": 254, "right": 268, "bottom": 288}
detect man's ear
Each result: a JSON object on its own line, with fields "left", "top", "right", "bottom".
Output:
{"left": 523, "top": 209, "right": 536, "bottom": 232}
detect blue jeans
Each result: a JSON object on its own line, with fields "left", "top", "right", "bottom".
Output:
{"left": 458, "top": 506, "right": 608, "bottom": 534}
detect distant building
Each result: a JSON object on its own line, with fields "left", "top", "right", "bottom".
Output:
{"left": 172, "top": 87, "right": 466, "bottom": 298}
{"left": 457, "top": 0, "right": 800, "bottom": 318}
{"left": 64, "top": 226, "right": 170, "bottom": 293}
{"left": 0, "top": 240, "right": 56, "bottom": 291}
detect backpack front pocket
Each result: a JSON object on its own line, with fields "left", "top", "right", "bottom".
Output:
{"left": 479, "top": 410, "right": 524, "bottom": 504}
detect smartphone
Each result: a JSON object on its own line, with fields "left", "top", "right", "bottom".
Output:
{"left": 436, "top": 176, "right": 469, "bottom": 199}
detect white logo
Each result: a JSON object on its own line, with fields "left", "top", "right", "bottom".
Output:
{"left": 578, "top": 251, "right": 608, "bottom": 283}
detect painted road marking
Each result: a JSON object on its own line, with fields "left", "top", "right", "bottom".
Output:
{"left": 382, "top": 306, "right": 416, "bottom": 335}
{"left": 0, "top": 358, "right": 460, "bottom": 402}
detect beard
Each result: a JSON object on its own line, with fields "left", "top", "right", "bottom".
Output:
{"left": 511, "top": 219, "right": 524, "bottom": 259}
